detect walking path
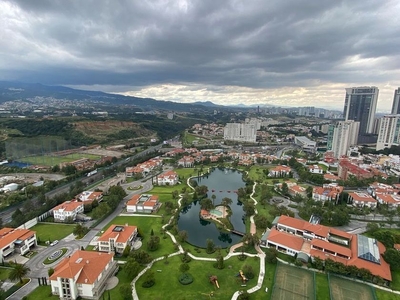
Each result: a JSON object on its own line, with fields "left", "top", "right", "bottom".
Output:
{"left": 130, "top": 179, "right": 268, "bottom": 300}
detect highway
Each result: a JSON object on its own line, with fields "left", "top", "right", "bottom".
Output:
{"left": 0, "top": 143, "right": 163, "bottom": 224}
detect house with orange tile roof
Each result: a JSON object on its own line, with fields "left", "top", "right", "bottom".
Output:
{"left": 53, "top": 201, "right": 84, "bottom": 222}
{"left": 0, "top": 227, "right": 37, "bottom": 261}
{"left": 261, "top": 215, "right": 392, "bottom": 282}
{"left": 177, "top": 156, "right": 195, "bottom": 167}
{"left": 77, "top": 191, "right": 103, "bottom": 204}
{"left": 338, "top": 159, "right": 373, "bottom": 180}
{"left": 312, "top": 184, "right": 343, "bottom": 203}
{"left": 348, "top": 192, "right": 377, "bottom": 209}
{"left": 375, "top": 194, "right": 400, "bottom": 209}
{"left": 126, "top": 194, "right": 160, "bottom": 213}
{"left": 50, "top": 250, "right": 118, "bottom": 300}
{"left": 323, "top": 173, "right": 340, "bottom": 182}
{"left": 268, "top": 165, "right": 292, "bottom": 177}
{"left": 153, "top": 170, "right": 179, "bottom": 186}
{"left": 97, "top": 224, "right": 137, "bottom": 254}
{"left": 308, "top": 165, "right": 324, "bottom": 174}
{"left": 288, "top": 184, "right": 307, "bottom": 198}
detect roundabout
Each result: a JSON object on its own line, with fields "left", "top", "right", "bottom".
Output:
{"left": 43, "top": 248, "right": 68, "bottom": 265}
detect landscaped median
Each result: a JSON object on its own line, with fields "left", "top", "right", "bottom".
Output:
{"left": 43, "top": 248, "right": 68, "bottom": 265}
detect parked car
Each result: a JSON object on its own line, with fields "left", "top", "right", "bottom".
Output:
{"left": 50, "top": 240, "right": 59, "bottom": 246}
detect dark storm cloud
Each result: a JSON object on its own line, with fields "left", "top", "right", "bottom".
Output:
{"left": 1, "top": 0, "right": 400, "bottom": 90}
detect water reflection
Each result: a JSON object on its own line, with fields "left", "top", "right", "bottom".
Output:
{"left": 178, "top": 168, "right": 246, "bottom": 248}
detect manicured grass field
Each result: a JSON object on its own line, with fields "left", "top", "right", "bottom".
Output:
{"left": 20, "top": 153, "right": 101, "bottom": 166}
{"left": 251, "top": 262, "right": 276, "bottom": 300}
{"left": 135, "top": 254, "right": 260, "bottom": 300}
{"left": 248, "top": 166, "right": 270, "bottom": 182}
{"left": 375, "top": 288, "right": 400, "bottom": 300}
{"left": 390, "top": 269, "right": 400, "bottom": 291}
{"left": 108, "top": 266, "right": 138, "bottom": 300}
{"left": 315, "top": 273, "right": 330, "bottom": 299}
{"left": 31, "top": 223, "right": 75, "bottom": 243}
{"left": 25, "top": 286, "right": 59, "bottom": 300}
{"left": 329, "top": 274, "right": 375, "bottom": 300}
{"left": 102, "top": 215, "right": 176, "bottom": 258}
{"left": 0, "top": 267, "right": 11, "bottom": 281}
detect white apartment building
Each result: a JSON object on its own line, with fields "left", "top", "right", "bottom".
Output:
{"left": 97, "top": 224, "right": 138, "bottom": 254}
{"left": 331, "top": 120, "right": 360, "bottom": 158}
{"left": 223, "top": 123, "right": 257, "bottom": 143}
{"left": 391, "top": 88, "right": 400, "bottom": 114}
{"left": 0, "top": 228, "right": 37, "bottom": 262}
{"left": 245, "top": 118, "right": 261, "bottom": 130}
{"left": 153, "top": 170, "right": 179, "bottom": 186}
{"left": 50, "top": 250, "right": 118, "bottom": 300}
{"left": 53, "top": 201, "right": 84, "bottom": 222}
{"left": 376, "top": 115, "right": 400, "bottom": 151}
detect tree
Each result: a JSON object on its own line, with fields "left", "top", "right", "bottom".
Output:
{"left": 9, "top": 263, "right": 30, "bottom": 284}
{"left": 147, "top": 235, "right": 160, "bottom": 251}
{"left": 221, "top": 197, "right": 232, "bottom": 207}
{"left": 264, "top": 248, "right": 278, "bottom": 264}
{"left": 48, "top": 268, "right": 54, "bottom": 277}
{"left": 125, "top": 258, "right": 141, "bottom": 279}
{"left": 178, "top": 230, "right": 188, "bottom": 243}
{"left": 243, "top": 202, "right": 255, "bottom": 216}
{"left": 215, "top": 255, "right": 224, "bottom": 269}
{"left": 122, "top": 245, "right": 131, "bottom": 258}
{"left": 119, "top": 284, "right": 133, "bottom": 300}
{"left": 211, "top": 194, "right": 216, "bottom": 206}
{"left": 200, "top": 198, "right": 213, "bottom": 210}
{"left": 237, "top": 291, "right": 250, "bottom": 300}
{"left": 242, "top": 265, "right": 255, "bottom": 279}
{"left": 206, "top": 239, "right": 215, "bottom": 254}
{"left": 242, "top": 233, "right": 259, "bottom": 247}
{"left": 306, "top": 186, "right": 313, "bottom": 199}
{"left": 179, "top": 263, "right": 190, "bottom": 274}
{"left": 73, "top": 224, "right": 88, "bottom": 239}
{"left": 254, "top": 215, "right": 270, "bottom": 231}
{"left": 366, "top": 222, "right": 379, "bottom": 234}
{"left": 280, "top": 182, "right": 289, "bottom": 195}
{"left": 384, "top": 248, "right": 400, "bottom": 270}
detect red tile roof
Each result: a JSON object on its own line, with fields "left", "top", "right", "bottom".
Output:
{"left": 97, "top": 224, "right": 137, "bottom": 243}
{"left": 49, "top": 250, "right": 114, "bottom": 284}
{"left": 53, "top": 201, "right": 83, "bottom": 212}
{"left": 267, "top": 229, "right": 304, "bottom": 251}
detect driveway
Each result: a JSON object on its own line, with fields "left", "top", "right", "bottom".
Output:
{"left": 8, "top": 178, "right": 153, "bottom": 300}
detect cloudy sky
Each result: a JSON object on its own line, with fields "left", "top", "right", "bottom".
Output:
{"left": 1, "top": 0, "right": 399, "bottom": 111}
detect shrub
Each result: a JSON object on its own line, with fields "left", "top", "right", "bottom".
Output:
{"left": 178, "top": 273, "right": 194, "bottom": 285}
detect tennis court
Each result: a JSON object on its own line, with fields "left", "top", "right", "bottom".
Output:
{"left": 329, "top": 274, "right": 376, "bottom": 300}
{"left": 271, "top": 262, "right": 315, "bottom": 300}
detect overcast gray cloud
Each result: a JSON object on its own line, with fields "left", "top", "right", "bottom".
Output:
{"left": 0, "top": 0, "right": 399, "bottom": 110}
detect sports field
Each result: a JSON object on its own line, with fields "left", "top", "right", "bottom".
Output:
{"left": 329, "top": 274, "right": 376, "bottom": 300}
{"left": 20, "top": 153, "right": 101, "bottom": 166}
{"left": 271, "top": 262, "right": 315, "bottom": 300}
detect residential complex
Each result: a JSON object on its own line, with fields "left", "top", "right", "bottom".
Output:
{"left": 376, "top": 115, "right": 400, "bottom": 151}
{"left": 50, "top": 250, "right": 118, "bottom": 300}
{"left": 97, "top": 224, "right": 137, "bottom": 254}
{"left": 0, "top": 228, "right": 37, "bottom": 262}
{"left": 343, "top": 86, "right": 378, "bottom": 138}
{"left": 330, "top": 120, "right": 360, "bottom": 158}
{"left": 153, "top": 170, "right": 179, "bottom": 186}
{"left": 52, "top": 201, "right": 84, "bottom": 222}
{"left": 261, "top": 215, "right": 391, "bottom": 282}
{"left": 126, "top": 194, "right": 160, "bottom": 213}
{"left": 223, "top": 123, "right": 257, "bottom": 143}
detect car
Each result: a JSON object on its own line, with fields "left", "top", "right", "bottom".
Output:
{"left": 50, "top": 240, "right": 59, "bottom": 246}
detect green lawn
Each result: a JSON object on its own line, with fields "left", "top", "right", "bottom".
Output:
{"left": 315, "top": 273, "right": 330, "bottom": 299}
{"left": 31, "top": 223, "right": 75, "bottom": 244}
{"left": 20, "top": 153, "right": 101, "bottom": 166}
{"left": 102, "top": 215, "right": 176, "bottom": 258}
{"left": 391, "top": 269, "right": 400, "bottom": 291}
{"left": 0, "top": 267, "right": 11, "bottom": 281}
{"left": 25, "top": 285, "right": 59, "bottom": 300}
{"left": 135, "top": 254, "right": 260, "bottom": 300}
{"left": 375, "top": 288, "right": 400, "bottom": 300}
{"left": 248, "top": 166, "right": 270, "bottom": 182}
{"left": 109, "top": 266, "right": 138, "bottom": 300}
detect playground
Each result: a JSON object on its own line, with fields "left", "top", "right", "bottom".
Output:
{"left": 271, "top": 262, "right": 315, "bottom": 300}
{"left": 328, "top": 274, "right": 377, "bottom": 300}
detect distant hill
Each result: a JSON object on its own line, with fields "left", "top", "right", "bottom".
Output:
{"left": 0, "top": 81, "right": 218, "bottom": 112}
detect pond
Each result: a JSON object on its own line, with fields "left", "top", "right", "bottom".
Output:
{"left": 178, "top": 168, "right": 246, "bottom": 248}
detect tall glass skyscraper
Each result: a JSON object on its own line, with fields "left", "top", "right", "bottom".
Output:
{"left": 343, "top": 87, "right": 379, "bottom": 137}
{"left": 391, "top": 88, "right": 400, "bottom": 115}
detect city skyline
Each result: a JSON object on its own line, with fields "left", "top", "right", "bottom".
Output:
{"left": 0, "top": 1, "right": 399, "bottom": 111}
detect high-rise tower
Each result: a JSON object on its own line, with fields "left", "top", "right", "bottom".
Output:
{"left": 376, "top": 115, "right": 400, "bottom": 151}
{"left": 343, "top": 87, "right": 379, "bottom": 137}
{"left": 331, "top": 120, "right": 360, "bottom": 158}
{"left": 391, "top": 88, "right": 400, "bottom": 115}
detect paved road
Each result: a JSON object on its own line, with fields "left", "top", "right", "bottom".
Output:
{"left": 7, "top": 178, "right": 153, "bottom": 300}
